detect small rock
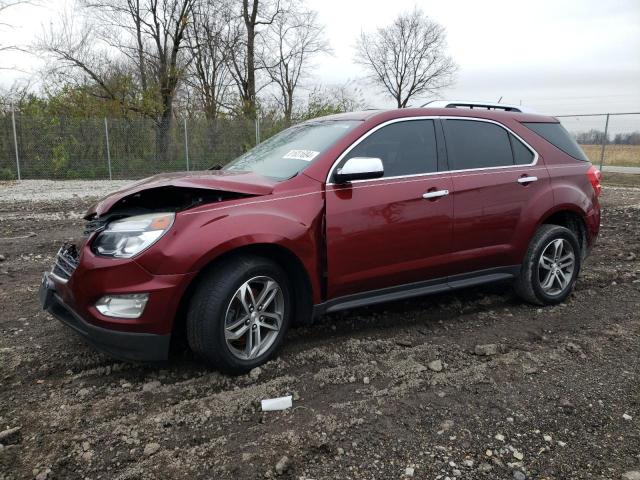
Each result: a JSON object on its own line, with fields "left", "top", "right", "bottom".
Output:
{"left": 428, "top": 359, "right": 443, "bottom": 372}
{"left": 543, "top": 434, "right": 552, "bottom": 442}
{"left": 565, "top": 342, "right": 581, "bottom": 353}
{"left": 513, "top": 450, "right": 524, "bottom": 460}
{"left": 348, "top": 376, "right": 356, "bottom": 383}
{"left": 249, "top": 367, "right": 262, "bottom": 380}
{"left": 242, "top": 452, "right": 253, "bottom": 461}
{"left": 275, "top": 455, "right": 290, "bottom": 475}
{"left": 0, "top": 427, "right": 21, "bottom": 445}
{"left": 337, "top": 447, "right": 345, "bottom": 455}
{"left": 485, "top": 449, "right": 493, "bottom": 457}
{"left": 77, "top": 388, "right": 90, "bottom": 398}
{"left": 557, "top": 441, "right": 567, "bottom": 447}
{"left": 439, "top": 419, "right": 454, "bottom": 431}
{"left": 143, "top": 442, "right": 161, "bottom": 456}
{"left": 0, "top": 254, "right": 5, "bottom": 261}
{"left": 478, "top": 462, "right": 493, "bottom": 472}
{"left": 462, "top": 459, "right": 474, "bottom": 468}
{"left": 559, "top": 398, "right": 574, "bottom": 409}
{"left": 494, "top": 433, "right": 505, "bottom": 441}
{"left": 142, "top": 380, "right": 161, "bottom": 392}
{"left": 474, "top": 344, "right": 498, "bottom": 356}
{"left": 513, "top": 471, "right": 526, "bottom": 480}
{"left": 626, "top": 252, "right": 637, "bottom": 261}
{"left": 363, "top": 376, "right": 370, "bottom": 385}
{"left": 396, "top": 339, "right": 412, "bottom": 347}
{"left": 453, "top": 469, "right": 461, "bottom": 476}
{"left": 405, "top": 466, "right": 415, "bottom": 477}
{"left": 35, "top": 468, "right": 51, "bottom": 480}
{"left": 622, "top": 472, "right": 640, "bottom": 480}
{"left": 623, "top": 413, "right": 632, "bottom": 421}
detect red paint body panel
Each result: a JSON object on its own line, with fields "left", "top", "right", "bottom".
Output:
{"left": 325, "top": 173, "right": 453, "bottom": 297}
{"left": 50, "top": 107, "right": 600, "bottom": 346}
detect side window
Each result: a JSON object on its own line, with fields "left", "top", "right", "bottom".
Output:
{"left": 443, "top": 119, "right": 514, "bottom": 170}
{"left": 339, "top": 120, "right": 438, "bottom": 179}
{"left": 522, "top": 122, "right": 589, "bottom": 161}
{"left": 510, "top": 134, "right": 535, "bottom": 165}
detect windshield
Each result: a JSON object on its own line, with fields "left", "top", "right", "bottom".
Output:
{"left": 223, "top": 120, "right": 360, "bottom": 179}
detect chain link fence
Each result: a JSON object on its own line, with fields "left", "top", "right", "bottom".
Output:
{"left": 0, "top": 113, "right": 286, "bottom": 180}
{"left": 0, "top": 111, "right": 638, "bottom": 180}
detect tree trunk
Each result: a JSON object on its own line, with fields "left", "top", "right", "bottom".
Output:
{"left": 156, "top": 92, "right": 173, "bottom": 167}
{"left": 244, "top": 21, "right": 257, "bottom": 119}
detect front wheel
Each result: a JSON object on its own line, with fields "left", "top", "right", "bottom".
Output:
{"left": 186, "top": 255, "right": 292, "bottom": 374}
{"left": 514, "top": 224, "right": 581, "bottom": 305}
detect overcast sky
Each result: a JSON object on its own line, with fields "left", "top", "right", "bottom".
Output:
{"left": 1, "top": 0, "right": 639, "bottom": 120}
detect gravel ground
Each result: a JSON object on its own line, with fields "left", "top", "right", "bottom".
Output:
{"left": 0, "top": 176, "right": 639, "bottom": 480}
{"left": 0, "top": 180, "right": 131, "bottom": 203}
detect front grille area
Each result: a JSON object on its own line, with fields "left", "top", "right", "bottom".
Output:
{"left": 52, "top": 243, "right": 79, "bottom": 280}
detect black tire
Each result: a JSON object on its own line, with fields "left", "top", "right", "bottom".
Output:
{"left": 186, "top": 255, "right": 292, "bottom": 374}
{"left": 514, "top": 224, "right": 582, "bottom": 305}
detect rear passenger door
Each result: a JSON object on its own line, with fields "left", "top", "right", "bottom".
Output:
{"left": 441, "top": 118, "right": 550, "bottom": 275}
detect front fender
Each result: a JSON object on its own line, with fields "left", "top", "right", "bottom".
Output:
{"left": 134, "top": 191, "right": 325, "bottom": 302}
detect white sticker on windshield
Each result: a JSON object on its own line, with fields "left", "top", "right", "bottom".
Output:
{"left": 283, "top": 149, "right": 320, "bottom": 161}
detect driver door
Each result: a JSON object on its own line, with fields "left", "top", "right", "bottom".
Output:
{"left": 325, "top": 119, "right": 454, "bottom": 299}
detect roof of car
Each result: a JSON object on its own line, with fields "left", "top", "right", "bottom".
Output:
{"left": 315, "top": 107, "right": 557, "bottom": 123}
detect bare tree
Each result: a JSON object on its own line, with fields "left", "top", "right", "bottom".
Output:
{"left": 227, "top": 0, "right": 283, "bottom": 118}
{"left": 1, "top": 0, "right": 37, "bottom": 59}
{"left": 38, "top": 0, "right": 197, "bottom": 159}
{"left": 355, "top": 8, "right": 456, "bottom": 108}
{"left": 264, "top": 6, "right": 329, "bottom": 124}
{"left": 185, "top": 0, "right": 236, "bottom": 119}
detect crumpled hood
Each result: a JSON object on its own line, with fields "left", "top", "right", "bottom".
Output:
{"left": 88, "top": 170, "right": 278, "bottom": 217}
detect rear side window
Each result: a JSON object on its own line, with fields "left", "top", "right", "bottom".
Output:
{"left": 523, "top": 122, "right": 589, "bottom": 161}
{"left": 443, "top": 120, "right": 514, "bottom": 170}
{"left": 341, "top": 119, "right": 438, "bottom": 178}
{"left": 510, "top": 134, "right": 535, "bottom": 165}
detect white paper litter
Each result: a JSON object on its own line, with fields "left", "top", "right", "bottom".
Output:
{"left": 261, "top": 395, "right": 293, "bottom": 411}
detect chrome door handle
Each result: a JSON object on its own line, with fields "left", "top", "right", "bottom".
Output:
{"left": 422, "top": 189, "right": 449, "bottom": 199}
{"left": 517, "top": 176, "right": 538, "bottom": 184}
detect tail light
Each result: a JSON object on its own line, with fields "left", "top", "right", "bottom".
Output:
{"left": 587, "top": 165, "right": 602, "bottom": 197}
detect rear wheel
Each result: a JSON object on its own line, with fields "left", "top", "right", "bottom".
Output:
{"left": 514, "top": 224, "right": 581, "bottom": 305}
{"left": 186, "top": 256, "right": 292, "bottom": 374}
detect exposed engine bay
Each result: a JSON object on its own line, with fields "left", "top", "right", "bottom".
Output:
{"left": 84, "top": 186, "right": 252, "bottom": 235}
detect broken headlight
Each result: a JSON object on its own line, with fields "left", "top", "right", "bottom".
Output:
{"left": 93, "top": 212, "right": 175, "bottom": 258}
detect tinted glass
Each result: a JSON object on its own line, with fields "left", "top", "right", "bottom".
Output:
{"left": 340, "top": 120, "right": 438, "bottom": 178}
{"left": 224, "top": 120, "right": 360, "bottom": 180}
{"left": 523, "top": 122, "right": 589, "bottom": 161}
{"left": 443, "top": 120, "right": 514, "bottom": 169}
{"left": 510, "top": 134, "right": 535, "bottom": 165}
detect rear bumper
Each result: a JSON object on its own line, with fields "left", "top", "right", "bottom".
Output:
{"left": 40, "top": 273, "right": 171, "bottom": 362}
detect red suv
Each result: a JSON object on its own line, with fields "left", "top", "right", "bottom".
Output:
{"left": 39, "top": 102, "right": 602, "bottom": 373}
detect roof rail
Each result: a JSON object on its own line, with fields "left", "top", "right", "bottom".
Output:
{"left": 421, "top": 100, "right": 536, "bottom": 114}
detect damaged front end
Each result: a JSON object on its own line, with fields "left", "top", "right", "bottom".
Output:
{"left": 83, "top": 185, "right": 252, "bottom": 236}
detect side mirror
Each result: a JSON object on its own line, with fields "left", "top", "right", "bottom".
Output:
{"left": 334, "top": 157, "right": 384, "bottom": 183}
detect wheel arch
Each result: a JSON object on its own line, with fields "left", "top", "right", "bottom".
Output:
{"left": 171, "top": 242, "right": 314, "bottom": 350}
{"left": 538, "top": 206, "right": 588, "bottom": 258}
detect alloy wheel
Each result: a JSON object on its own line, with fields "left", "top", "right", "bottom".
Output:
{"left": 223, "top": 276, "right": 284, "bottom": 360}
{"left": 538, "top": 238, "right": 575, "bottom": 296}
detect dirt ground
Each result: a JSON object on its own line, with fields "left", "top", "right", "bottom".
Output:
{"left": 0, "top": 176, "right": 639, "bottom": 480}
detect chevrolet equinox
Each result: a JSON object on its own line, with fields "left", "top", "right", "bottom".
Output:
{"left": 39, "top": 101, "right": 602, "bottom": 373}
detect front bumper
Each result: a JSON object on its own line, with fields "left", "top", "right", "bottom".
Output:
{"left": 40, "top": 273, "right": 171, "bottom": 362}
{"left": 39, "top": 243, "right": 196, "bottom": 362}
